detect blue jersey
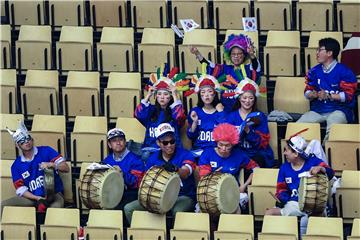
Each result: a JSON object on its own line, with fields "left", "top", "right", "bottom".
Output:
{"left": 102, "top": 150, "right": 145, "bottom": 189}
{"left": 276, "top": 155, "right": 334, "bottom": 204}
{"left": 134, "top": 99, "right": 186, "bottom": 148}
{"left": 305, "top": 62, "right": 357, "bottom": 122}
{"left": 226, "top": 111, "right": 275, "bottom": 168}
{"left": 187, "top": 107, "right": 226, "bottom": 150}
{"left": 146, "top": 148, "right": 196, "bottom": 199}
{"left": 198, "top": 147, "right": 258, "bottom": 181}
{"left": 11, "top": 146, "right": 65, "bottom": 197}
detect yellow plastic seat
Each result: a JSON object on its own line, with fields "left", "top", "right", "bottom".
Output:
{"left": 89, "top": 0, "right": 127, "bottom": 30}
{"left": 0, "top": 160, "right": 16, "bottom": 201}
{"left": 171, "top": 0, "right": 209, "bottom": 29}
{"left": 0, "top": 69, "right": 17, "bottom": 113}
{"left": 1, "top": 206, "right": 36, "bottom": 240}
{"left": 214, "top": 214, "right": 254, "bottom": 240}
{"left": 0, "top": 25, "right": 11, "bottom": 68}
{"left": 48, "top": 0, "right": 85, "bottom": 29}
{"left": 116, "top": 117, "right": 145, "bottom": 143}
{"left": 0, "top": 113, "right": 24, "bottom": 160}
{"left": 130, "top": 0, "right": 168, "bottom": 30}
{"left": 170, "top": 212, "right": 210, "bottom": 240}
{"left": 302, "top": 217, "right": 343, "bottom": 240}
{"left": 258, "top": 215, "right": 298, "bottom": 240}
{"left": 127, "top": 211, "right": 166, "bottom": 240}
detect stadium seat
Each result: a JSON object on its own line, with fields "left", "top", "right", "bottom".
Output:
{"left": 97, "top": 27, "right": 134, "bottom": 74}
{"left": 130, "top": 0, "right": 168, "bottom": 30}
{"left": 0, "top": 160, "right": 16, "bottom": 202}
{"left": 71, "top": 116, "right": 107, "bottom": 166}
{"left": 0, "top": 69, "right": 17, "bottom": 113}
{"left": 20, "top": 70, "right": 59, "bottom": 118}
{"left": 302, "top": 217, "right": 343, "bottom": 240}
{"left": 254, "top": 0, "right": 292, "bottom": 33}
{"left": 40, "top": 208, "right": 79, "bottom": 240}
{"left": 75, "top": 162, "right": 92, "bottom": 210}
{"left": 296, "top": 0, "right": 334, "bottom": 33}
{"left": 170, "top": 212, "right": 210, "bottom": 240}
{"left": 30, "top": 114, "right": 66, "bottom": 157}
{"left": 56, "top": 26, "right": 93, "bottom": 72}
{"left": 337, "top": 0, "right": 360, "bottom": 35}
{"left": 116, "top": 117, "right": 145, "bottom": 143}
{"left": 258, "top": 215, "right": 298, "bottom": 240}
{"left": 305, "top": 31, "right": 343, "bottom": 70}
{"left": 1, "top": 206, "right": 36, "bottom": 240}
{"left": 171, "top": 0, "right": 209, "bottom": 29}
{"left": 62, "top": 71, "right": 100, "bottom": 120}
{"left": 248, "top": 168, "right": 279, "bottom": 220}
{"left": 104, "top": 72, "right": 141, "bottom": 121}
{"left": 335, "top": 170, "right": 360, "bottom": 223}
{"left": 273, "top": 77, "right": 309, "bottom": 114}
{"left": 59, "top": 161, "right": 73, "bottom": 204}
{"left": 341, "top": 33, "right": 360, "bottom": 77}
{"left": 348, "top": 218, "right": 360, "bottom": 239}
{"left": 178, "top": 29, "right": 217, "bottom": 74}
{"left": 325, "top": 124, "right": 360, "bottom": 175}
{"left": 138, "top": 28, "right": 175, "bottom": 74}
{"left": 127, "top": 210, "right": 166, "bottom": 240}
{"left": 268, "top": 121, "right": 279, "bottom": 160}
{"left": 264, "top": 31, "right": 301, "bottom": 77}
{"left": 15, "top": 25, "right": 52, "bottom": 71}
{"left": 8, "top": 0, "right": 45, "bottom": 27}
{"left": 213, "top": 0, "right": 251, "bottom": 32}
{"left": 84, "top": 209, "right": 123, "bottom": 240}
{"left": 0, "top": 24, "right": 11, "bottom": 68}
{"left": 214, "top": 214, "right": 254, "bottom": 240}
{"left": 185, "top": 91, "right": 199, "bottom": 114}
{"left": 280, "top": 122, "right": 321, "bottom": 162}
{"left": 0, "top": 113, "right": 24, "bottom": 160}
{"left": 49, "top": 0, "right": 85, "bottom": 29}
{"left": 89, "top": 0, "right": 127, "bottom": 30}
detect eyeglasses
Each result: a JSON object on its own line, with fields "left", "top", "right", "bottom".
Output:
{"left": 316, "top": 47, "right": 326, "bottom": 52}
{"left": 161, "top": 139, "right": 176, "bottom": 146}
{"left": 231, "top": 53, "right": 244, "bottom": 57}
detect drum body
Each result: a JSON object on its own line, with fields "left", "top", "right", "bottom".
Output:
{"left": 298, "top": 174, "right": 329, "bottom": 215}
{"left": 197, "top": 172, "right": 240, "bottom": 215}
{"left": 138, "top": 166, "right": 181, "bottom": 214}
{"left": 80, "top": 168, "right": 124, "bottom": 209}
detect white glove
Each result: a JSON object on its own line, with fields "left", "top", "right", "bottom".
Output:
{"left": 195, "top": 203, "right": 201, "bottom": 213}
{"left": 239, "top": 192, "right": 249, "bottom": 208}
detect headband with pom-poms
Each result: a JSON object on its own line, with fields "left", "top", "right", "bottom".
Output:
{"left": 223, "top": 34, "right": 253, "bottom": 63}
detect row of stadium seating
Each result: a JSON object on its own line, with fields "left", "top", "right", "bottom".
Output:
{"left": 2, "top": 0, "right": 359, "bottom": 34}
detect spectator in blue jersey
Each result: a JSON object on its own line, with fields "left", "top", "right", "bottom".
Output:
{"left": 190, "top": 34, "right": 261, "bottom": 112}
{"left": 198, "top": 123, "right": 258, "bottom": 209}
{"left": 1, "top": 122, "right": 69, "bottom": 214}
{"left": 225, "top": 79, "right": 275, "bottom": 168}
{"left": 265, "top": 134, "right": 334, "bottom": 234}
{"left": 102, "top": 128, "right": 145, "bottom": 210}
{"left": 187, "top": 67, "right": 226, "bottom": 156}
{"left": 297, "top": 37, "right": 357, "bottom": 142}
{"left": 134, "top": 65, "right": 187, "bottom": 158}
{"left": 124, "top": 123, "right": 197, "bottom": 224}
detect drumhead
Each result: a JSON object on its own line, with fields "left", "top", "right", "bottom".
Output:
{"left": 217, "top": 174, "right": 240, "bottom": 214}
{"left": 100, "top": 170, "right": 124, "bottom": 209}
{"left": 159, "top": 173, "right": 181, "bottom": 213}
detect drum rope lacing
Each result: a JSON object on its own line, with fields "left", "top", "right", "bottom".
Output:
{"left": 198, "top": 173, "right": 220, "bottom": 214}
{"left": 80, "top": 170, "right": 106, "bottom": 208}
{"left": 143, "top": 168, "right": 166, "bottom": 212}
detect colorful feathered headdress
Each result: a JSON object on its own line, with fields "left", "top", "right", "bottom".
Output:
{"left": 222, "top": 78, "right": 266, "bottom": 99}
{"left": 223, "top": 34, "right": 253, "bottom": 62}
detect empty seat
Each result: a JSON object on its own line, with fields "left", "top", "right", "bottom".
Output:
{"left": 97, "top": 27, "right": 134, "bottom": 73}
{"left": 297, "top": 0, "right": 334, "bottom": 33}
{"left": 49, "top": 0, "right": 85, "bottom": 29}
{"left": 258, "top": 215, "right": 298, "bottom": 240}
{"left": 62, "top": 71, "right": 100, "bottom": 120}
{"left": 20, "top": 70, "right": 59, "bottom": 118}
{"left": 0, "top": 113, "right": 24, "bottom": 160}
{"left": 178, "top": 29, "right": 217, "bottom": 74}
{"left": 84, "top": 209, "right": 123, "bottom": 240}
{"left": 170, "top": 212, "right": 210, "bottom": 240}
{"left": 56, "top": 26, "right": 93, "bottom": 72}
{"left": 0, "top": 160, "right": 16, "bottom": 202}
{"left": 138, "top": 28, "right": 175, "bottom": 74}
{"left": 89, "top": 0, "right": 127, "bottom": 30}
{"left": 71, "top": 116, "right": 107, "bottom": 166}
{"left": 302, "top": 217, "right": 343, "bottom": 240}
{"left": 348, "top": 218, "right": 360, "bottom": 239}
{"left": 171, "top": 0, "right": 209, "bottom": 29}
{"left": 130, "top": 0, "right": 168, "bottom": 30}
{"left": 15, "top": 25, "right": 52, "bottom": 71}
{"left": 0, "top": 69, "right": 17, "bottom": 113}
{"left": 104, "top": 72, "right": 141, "bottom": 121}
{"left": 214, "top": 214, "right": 254, "bottom": 239}
{"left": 213, "top": 0, "right": 251, "bottom": 32}
{"left": 305, "top": 31, "right": 343, "bottom": 70}
{"left": 0, "top": 24, "right": 11, "bottom": 68}
{"left": 1, "top": 206, "right": 36, "bottom": 239}
{"left": 127, "top": 211, "right": 166, "bottom": 240}
{"left": 40, "top": 208, "right": 80, "bottom": 240}
{"left": 337, "top": 0, "right": 360, "bottom": 34}
{"left": 8, "top": 0, "right": 45, "bottom": 27}
{"left": 248, "top": 168, "right": 279, "bottom": 220}
{"left": 274, "top": 77, "right": 309, "bottom": 114}
{"left": 264, "top": 31, "right": 301, "bottom": 77}
{"left": 254, "top": 0, "right": 292, "bottom": 32}
{"left": 116, "top": 117, "right": 145, "bottom": 143}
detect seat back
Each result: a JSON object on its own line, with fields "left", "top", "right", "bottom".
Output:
{"left": 303, "top": 217, "right": 343, "bottom": 239}
{"left": 171, "top": 0, "right": 209, "bottom": 28}
{"left": 268, "top": 121, "right": 278, "bottom": 160}
{"left": 9, "top": 0, "right": 45, "bottom": 26}
{"left": 214, "top": 214, "right": 254, "bottom": 240}
{"left": 350, "top": 218, "right": 360, "bottom": 237}
{"left": 0, "top": 113, "right": 24, "bottom": 160}
{"left": 1, "top": 206, "right": 36, "bottom": 240}
{"left": 0, "top": 25, "right": 11, "bottom": 68}
{"left": 89, "top": 0, "right": 127, "bottom": 29}
{"left": 0, "top": 160, "right": 16, "bottom": 201}
{"left": 85, "top": 209, "right": 123, "bottom": 240}
{"left": 116, "top": 117, "right": 145, "bottom": 143}
{"left": 171, "top": 212, "right": 210, "bottom": 240}
{"left": 0, "top": 69, "right": 17, "bottom": 113}
{"left": 258, "top": 215, "right": 298, "bottom": 239}
{"left": 127, "top": 211, "right": 166, "bottom": 240}
{"left": 337, "top": 1, "right": 360, "bottom": 34}
{"left": 48, "top": 0, "right": 85, "bottom": 28}
{"left": 130, "top": 0, "right": 167, "bottom": 29}
{"left": 213, "top": 0, "right": 250, "bottom": 32}
{"left": 297, "top": 0, "right": 334, "bottom": 32}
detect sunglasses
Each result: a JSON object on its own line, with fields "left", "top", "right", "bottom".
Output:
{"left": 161, "top": 139, "right": 176, "bottom": 146}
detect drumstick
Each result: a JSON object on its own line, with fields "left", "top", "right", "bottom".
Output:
{"left": 269, "top": 191, "right": 281, "bottom": 203}
{"left": 215, "top": 167, "right": 223, "bottom": 172}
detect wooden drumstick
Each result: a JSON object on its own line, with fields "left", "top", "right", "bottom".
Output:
{"left": 215, "top": 167, "right": 223, "bottom": 172}
{"left": 269, "top": 191, "right": 281, "bottom": 203}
